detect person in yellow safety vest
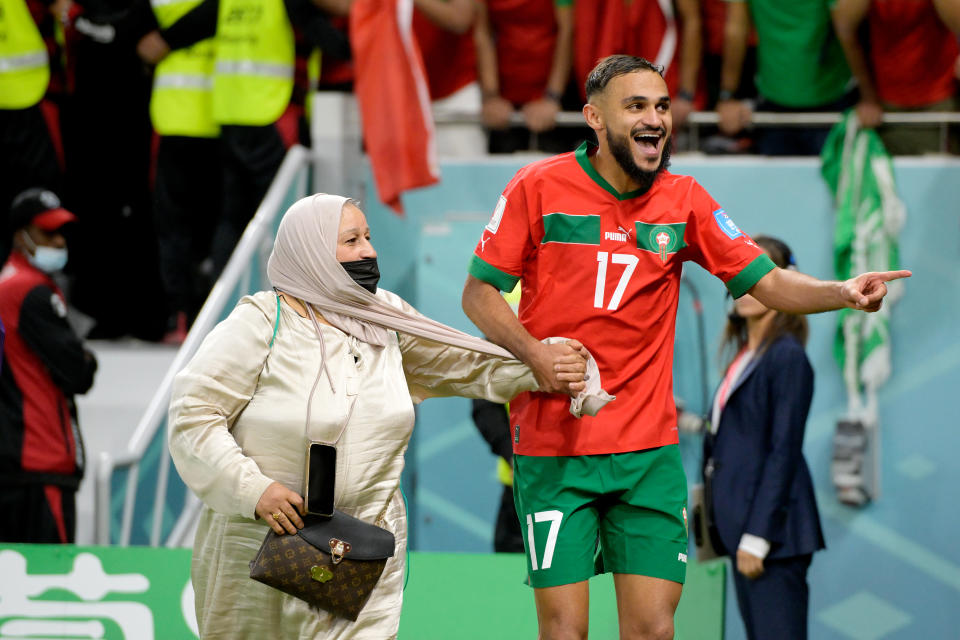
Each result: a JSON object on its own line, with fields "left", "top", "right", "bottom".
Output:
{"left": 0, "top": 0, "right": 62, "bottom": 262}
{"left": 134, "top": 0, "right": 351, "bottom": 286}
{"left": 469, "top": 281, "right": 525, "bottom": 552}
{"left": 147, "top": 0, "right": 223, "bottom": 343}
{"left": 71, "top": 0, "right": 227, "bottom": 341}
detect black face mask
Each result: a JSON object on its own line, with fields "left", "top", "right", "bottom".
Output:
{"left": 341, "top": 257, "right": 380, "bottom": 294}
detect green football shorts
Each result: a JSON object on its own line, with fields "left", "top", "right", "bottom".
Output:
{"left": 513, "top": 445, "right": 689, "bottom": 588}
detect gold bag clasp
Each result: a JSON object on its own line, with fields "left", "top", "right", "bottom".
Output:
{"left": 329, "top": 538, "right": 351, "bottom": 565}
{"left": 310, "top": 565, "right": 334, "bottom": 583}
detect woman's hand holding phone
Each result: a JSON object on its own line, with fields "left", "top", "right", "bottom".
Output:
{"left": 255, "top": 482, "right": 306, "bottom": 535}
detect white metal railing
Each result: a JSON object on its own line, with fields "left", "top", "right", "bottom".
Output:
{"left": 433, "top": 109, "right": 960, "bottom": 127}
{"left": 434, "top": 110, "right": 960, "bottom": 154}
{"left": 95, "top": 145, "right": 312, "bottom": 546}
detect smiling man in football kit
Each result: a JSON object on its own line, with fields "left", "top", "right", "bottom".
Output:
{"left": 461, "top": 55, "right": 910, "bottom": 640}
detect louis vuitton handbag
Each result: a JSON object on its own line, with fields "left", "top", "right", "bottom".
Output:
{"left": 249, "top": 509, "right": 396, "bottom": 621}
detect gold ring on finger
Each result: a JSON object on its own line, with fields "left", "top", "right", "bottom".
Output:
{"left": 272, "top": 512, "right": 282, "bottom": 521}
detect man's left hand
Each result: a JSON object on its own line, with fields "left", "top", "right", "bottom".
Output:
{"left": 840, "top": 270, "right": 912, "bottom": 312}
{"left": 528, "top": 339, "right": 586, "bottom": 396}
{"left": 553, "top": 339, "right": 588, "bottom": 394}
{"left": 736, "top": 549, "right": 764, "bottom": 579}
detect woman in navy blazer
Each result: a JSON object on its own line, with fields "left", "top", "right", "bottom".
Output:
{"left": 703, "top": 236, "right": 826, "bottom": 640}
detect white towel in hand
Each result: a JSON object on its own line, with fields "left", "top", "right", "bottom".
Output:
{"left": 543, "top": 337, "right": 615, "bottom": 418}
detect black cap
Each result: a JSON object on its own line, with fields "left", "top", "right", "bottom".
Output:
{"left": 9, "top": 188, "right": 77, "bottom": 235}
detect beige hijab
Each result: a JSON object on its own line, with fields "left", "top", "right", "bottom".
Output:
{"left": 266, "top": 193, "right": 516, "bottom": 355}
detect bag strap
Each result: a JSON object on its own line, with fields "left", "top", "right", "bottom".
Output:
{"left": 375, "top": 482, "right": 401, "bottom": 527}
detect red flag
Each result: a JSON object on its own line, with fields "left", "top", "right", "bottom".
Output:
{"left": 350, "top": 0, "right": 439, "bottom": 213}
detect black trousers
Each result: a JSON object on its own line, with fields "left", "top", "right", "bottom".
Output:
{"left": 0, "top": 104, "right": 62, "bottom": 262}
{"left": 211, "top": 124, "right": 287, "bottom": 276}
{"left": 153, "top": 135, "right": 221, "bottom": 315}
{"left": 732, "top": 553, "right": 813, "bottom": 640}
{"left": 495, "top": 484, "right": 524, "bottom": 553}
{"left": 0, "top": 483, "right": 76, "bottom": 544}
{"left": 61, "top": 38, "right": 165, "bottom": 340}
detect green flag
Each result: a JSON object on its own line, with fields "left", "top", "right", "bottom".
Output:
{"left": 821, "top": 110, "right": 906, "bottom": 417}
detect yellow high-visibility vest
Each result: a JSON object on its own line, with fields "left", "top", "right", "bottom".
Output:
{"left": 0, "top": 0, "right": 50, "bottom": 109}
{"left": 304, "top": 47, "right": 320, "bottom": 121}
{"left": 150, "top": 0, "right": 218, "bottom": 137}
{"left": 212, "top": 0, "right": 294, "bottom": 126}
{"left": 497, "top": 456, "right": 513, "bottom": 487}
{"left": 498, "top": 402, "right": 513, "bottom": 486}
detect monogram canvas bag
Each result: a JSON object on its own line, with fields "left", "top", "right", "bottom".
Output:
{"left": 249, "top": 508, "right": 396, "bottom": 621}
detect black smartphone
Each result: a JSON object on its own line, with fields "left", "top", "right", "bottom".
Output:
{"left": 305, "top": 443, "right": 336, "bottom": 516}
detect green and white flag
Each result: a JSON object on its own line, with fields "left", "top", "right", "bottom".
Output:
{"left": 821, "top": 110, "right": 906, "bottom": 421}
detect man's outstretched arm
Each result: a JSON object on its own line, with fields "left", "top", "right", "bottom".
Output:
{"left": 749, "top": 267, "right": 912, "bottom": 314}
{"left": 462, "top": 275, "right": 585, "bottom": 396}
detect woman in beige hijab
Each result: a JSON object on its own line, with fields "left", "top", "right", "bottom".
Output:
{"left": 168, "top": 194, "right": 597, "bottom": 639}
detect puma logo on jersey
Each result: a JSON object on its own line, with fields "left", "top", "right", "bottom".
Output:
{"left": 604, "top": 226, "right": 633, "bottom": 243}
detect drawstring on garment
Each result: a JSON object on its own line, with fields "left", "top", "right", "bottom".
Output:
{"left": 275, "top": 291, "right": 359, "bottom": 444}
{"left": 304, "top": 303, "right": 337, "bottom": 435}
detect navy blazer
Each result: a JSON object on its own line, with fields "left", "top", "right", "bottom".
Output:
{"left": 703, "top": 335, "right": 826, "bottom": 559}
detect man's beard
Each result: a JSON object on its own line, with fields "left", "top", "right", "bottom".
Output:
{"left": 606, "top": 127, "right": 672, "bottom": 194}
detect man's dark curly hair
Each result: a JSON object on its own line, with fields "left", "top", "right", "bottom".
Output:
{"left": 585, "top": 55, "right": 664, "bottom": 101}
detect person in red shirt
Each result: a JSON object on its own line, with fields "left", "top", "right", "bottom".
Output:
{"left": 573, "top": 0, "right": 703, "bottom": 128}
{"left": 832, "top": 0, "right": 960, "bottom": 154}
{"left": 0, "top": 188, "right": 97, "bottom": 544}
{"left": 461, "top": 55, "right": 910, "bottom": 639}
{"left": 475, "top": 0, "right": 576, "bottom": 153}
{"left": 412, "top": 0, "right": 486, "bottom": 155}
{"left": 697, "top": 0, "right": 758, "bottom": 153}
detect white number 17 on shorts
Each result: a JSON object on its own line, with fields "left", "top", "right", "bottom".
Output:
{"left": 526, "top": 510, "right": 563, "bottom": 570}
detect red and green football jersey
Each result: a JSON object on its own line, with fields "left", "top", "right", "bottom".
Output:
{"left": 469, "top": 142, "right": 775, "bottom": 456}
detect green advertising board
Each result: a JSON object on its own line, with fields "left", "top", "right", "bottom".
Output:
{"left": 0, "top": 544, "right": 723, "bottom": 639}
{"left": 0, "top": 544, "right": 197, "bottom": 639}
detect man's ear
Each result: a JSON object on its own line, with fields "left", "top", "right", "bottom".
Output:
{"left": 13, "top": 227, "right": 37, "bottom": 254}
{"left": 582, "top": 102, "right": 603, "bottom": 133}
